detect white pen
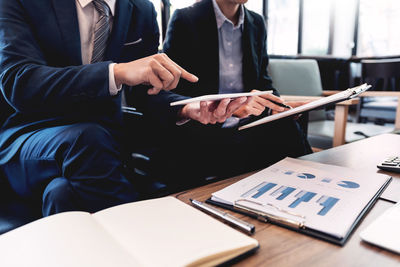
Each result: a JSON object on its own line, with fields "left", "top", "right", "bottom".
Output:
{"left": 190, "top": 199, "right": 255, "bottom": 234}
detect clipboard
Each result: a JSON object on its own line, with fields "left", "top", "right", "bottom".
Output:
{"left": 239, "top": 83, "right": 371, "bottom": 130}
{"left": 206, "top": 177, "right": 391, "bottom": 245}
{"left": 206, "top": 158, "right": 392, "bottom": 246}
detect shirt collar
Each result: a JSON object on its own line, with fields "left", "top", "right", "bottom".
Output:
{"left": 212, "top": 0, "right": 244, "bottom": 29}
{"left": 77, "top": 0, "right": 116, "bottom": 16}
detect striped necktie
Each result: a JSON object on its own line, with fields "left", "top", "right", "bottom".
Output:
{"left": 91, "top": 0, "right": 111, "bottom": 63}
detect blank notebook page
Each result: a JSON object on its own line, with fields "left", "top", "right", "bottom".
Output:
{"left": 0, "top": 212, "right": 140, "bottom": 267}
{"left": 93, "top": 196, "right": 259, "bottom": 267}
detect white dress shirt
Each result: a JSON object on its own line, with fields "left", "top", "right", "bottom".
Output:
{"left": 212, "top": 0, "right": 245, "bottom": 128}
{"left": 76, "top": 0, "right": 120, "bottom": 95}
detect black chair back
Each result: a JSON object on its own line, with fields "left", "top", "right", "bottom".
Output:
{"left": 357, "top": 58, "right": 400, "bottom": 124}
{"left": 361, "top": 58, "right": 400, "bottom": 91}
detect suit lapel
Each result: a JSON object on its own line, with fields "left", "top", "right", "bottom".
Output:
{"left": 242, "top": 8, "right": 258, "bottom": 91}
{"left": 51, "top": 0, "right": 82, "bottom": 65}
{"left": 199, "top": 0, "right": 220, "bottom": 94}
{"left": 105, "top": 0, "right": 134, "bottom": 61}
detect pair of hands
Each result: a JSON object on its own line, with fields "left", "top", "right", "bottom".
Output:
{"left": 179, "top": 91, "right": 307, "bottom": 125}
{"left": 113, "top": 53, "right": 304, "bottom": 125}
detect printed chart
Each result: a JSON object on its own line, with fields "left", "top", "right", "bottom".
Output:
{"left": 297, "top": 173, "right": 316, "bottom": 179}
{"left": 237, "top": 167, "right": 362, "bottom": 217}
{"left": 212, "top": 157, "right": 390, "bottom": 240}
{"left": 241, "top": 180, "right": 342, "bottom": 216}
{"left": 271, "top": 186, "right": 296, "bottom": 200}
{"left": 337, "top": 181, "right": 360, "bottom": 189}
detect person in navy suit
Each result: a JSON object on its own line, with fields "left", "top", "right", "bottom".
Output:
{"left": 132, "top": 0, "right": 312, "bottom": 188}
{"left": 0, "top": 0, "right": 250, "bottom": 216}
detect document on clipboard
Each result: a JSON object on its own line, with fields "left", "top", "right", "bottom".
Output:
{"left": 207, "top": 157, "right": 391, "bottom": 245}
{"left": 239, "top": 84, "right": 371, "bottom": 130}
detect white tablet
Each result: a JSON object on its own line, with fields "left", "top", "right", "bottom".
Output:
{"left": 170, "top": 90, "right": 273, "bottom": 106}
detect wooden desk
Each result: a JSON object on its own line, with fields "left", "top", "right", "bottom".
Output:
{"left": 174, "top": 133, "right": 400, "bottom": 266}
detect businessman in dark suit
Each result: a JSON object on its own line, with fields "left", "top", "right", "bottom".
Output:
{"left": 0, "top": 0, "right": 250, "bottom": 216}
{"left": 133, "top": 0, "right": 312, "bottom": 186}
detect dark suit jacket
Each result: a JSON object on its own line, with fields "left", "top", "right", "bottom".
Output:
{"left": 135, "top": 0, "right": 277, "bottom": 128}
{"left": 0, "top": 0, "right": 160, "bottom": 164}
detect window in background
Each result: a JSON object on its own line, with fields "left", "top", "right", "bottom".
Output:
{"left": 357, "top": 0, "right": 400, "bottom": 57}
{"left": 301, "top": 0, "right": 331, "bottom": 55}
{"left": 245, "top": 1, "right": 263, "bottom": 16}
{"left": 330, "top": 0, "right": 357, "bottom": 57}
{"left": 267, "top": 0, "right": 299, "bottom": 55}
{"left": 169, "top": 0, "right": 197, "bottom": 19}
{"left": 148, "top": 0, "right": 163, "bottom": 50}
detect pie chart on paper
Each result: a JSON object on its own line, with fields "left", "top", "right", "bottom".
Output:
{"left": 297, "top": 173, "right": 316, "bottom": 179}
{"left": 337, "top": 181, "right": 360, "bottom": 189}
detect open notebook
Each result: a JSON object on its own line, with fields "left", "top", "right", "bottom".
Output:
{"left": 0, "top": 197, "right": 259, "bottom": 267}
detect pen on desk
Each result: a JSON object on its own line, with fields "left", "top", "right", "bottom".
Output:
{"left": 190, "top": 199, "right": 255, "bottom": 234}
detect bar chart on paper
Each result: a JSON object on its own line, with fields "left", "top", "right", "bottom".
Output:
{"left": 241, "top": 182, "right": 277, "bottom": 198}
{"left": 239, "top": 180, "right": 340, "bottom": 217}
{"left": 211, "top": 157, "right": 391, "bottom": 241}
{"left": 317, "top": 196, "right": 340, "bottom": 216}
{"left": 271, "top": 186, "right": 296, "bottom": 200}
{"left": 289, "top": 191, "right": 317, "bottom": 208}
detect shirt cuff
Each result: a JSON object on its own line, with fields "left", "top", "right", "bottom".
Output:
{"left": 222, "top": 116, "right": 240, "bottom": 128}
{"left": 176, "top": 118, "right": 191, "bottom": 126}
{"left": 108, "top": 63, "right": 122, "bottom": 96}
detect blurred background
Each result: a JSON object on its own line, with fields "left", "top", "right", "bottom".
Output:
{"left": 149, "top": 0, "right": 400, "bottom": 58}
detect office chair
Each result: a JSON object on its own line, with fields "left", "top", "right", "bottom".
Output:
{"left": 268, "top": 58, "right": 394, "bottom": 149}
{"left": 356, "top": 58, "right": 400, "bottom": 126}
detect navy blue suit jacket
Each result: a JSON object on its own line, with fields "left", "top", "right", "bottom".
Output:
{"left": 0, "top": 0, "right": 160, "bottom": 164}
{"left": 133, "top": 0, "right": 278, "bottom": 128}
{"left": 164, "top": 0, "right": 276, "bottom": 95}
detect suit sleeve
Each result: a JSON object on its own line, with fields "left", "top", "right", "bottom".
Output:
{"left": 0, "top": 0, "right": 111, "bottom": 115}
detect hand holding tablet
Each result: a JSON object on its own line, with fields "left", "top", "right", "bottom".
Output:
{"left": 170, "top": 90, "right": 273, "bottom": 106}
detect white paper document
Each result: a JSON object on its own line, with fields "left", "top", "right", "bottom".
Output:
{"left": 170, "top": 90, "right": 273, "bottom": 106}
{"left": 212, "top": 157, "right": 390, "bottom": 239}
{"left": 360, "top": 202, "right": 400, "bottom": 254}
{"left": 239, "top": 83, "right": 371, "bottom": 130}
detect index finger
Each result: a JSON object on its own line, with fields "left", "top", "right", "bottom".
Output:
{"left": 177, "top": 65, "right": 199, "bottom": 83}
{"left": 163, "top": 54, "right": 199, "bottom": 83}
{"left": 259, "top": 93, "right": 284, "bottom": 104}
